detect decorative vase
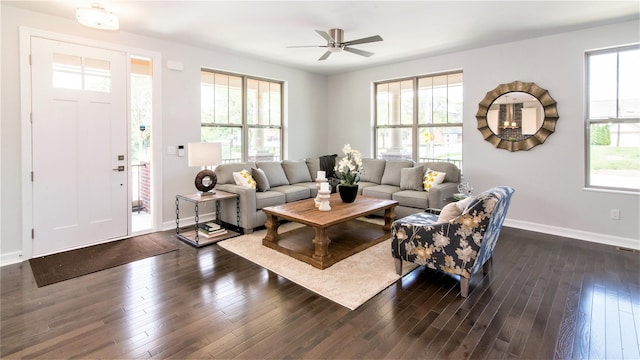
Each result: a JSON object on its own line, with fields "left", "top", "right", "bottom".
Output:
{"left": 338, "top": 184, "right": 358, "bottom": 203}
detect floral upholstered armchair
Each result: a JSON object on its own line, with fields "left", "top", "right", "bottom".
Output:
{"left": 391, "top": 186, "right": 515, "bottom": 297}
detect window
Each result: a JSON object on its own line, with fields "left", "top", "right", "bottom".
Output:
{"left": 375, "top": 72, "right": 463, "bottom": 168}
{"left": 586, "top": 45, "right": 640, "bottom": 192}
{"left": 201, "top": 70, "right": 283, "bottom": 163}
{"left": 52, "top": 53, "right": 111, "bottom": 92}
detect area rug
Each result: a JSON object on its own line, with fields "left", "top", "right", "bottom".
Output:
{"left": 29, "top": 232, "right": 178, "bottom": 287}
{"left": 218, "top": 221, "right": 417, "bottom": 310}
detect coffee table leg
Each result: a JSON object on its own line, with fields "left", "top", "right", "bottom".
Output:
{"left": 264, "top": 214, "right": 280, "bottom": 244}
{"left": 312, "top": 227, "right": 331, "bottom": 263}
{"left": 383, "top": 206, "right": 396, "bottom": 231}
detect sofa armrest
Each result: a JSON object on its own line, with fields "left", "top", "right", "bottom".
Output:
{"left": 214, "top": 184, "right": 257, "bottom": 231}
{"left": 427, "top": 182, "right": 459, "bottom": 208}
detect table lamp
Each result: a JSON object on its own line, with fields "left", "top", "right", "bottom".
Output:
{"left": 188, "top": 142, "right": 222, "bottom": 195}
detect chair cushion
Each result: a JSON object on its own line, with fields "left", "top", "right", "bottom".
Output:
{"left": 380, "top": 160, "right": 414, "bottom": 186}
{"left": 400, "top": 166, "right": 424, "bottom": 191}
{"left": 282, "top": 160, "right": 313, "bottom": 184}
{"left": 257, "top": 162, "right": 289, "bottom": 187}
{"left": 252, "top": 168, "right": 270, "bottom": 192}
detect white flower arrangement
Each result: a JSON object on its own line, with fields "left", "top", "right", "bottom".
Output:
{"left": 334, "top": 144, "right": 363, "bottom": 186}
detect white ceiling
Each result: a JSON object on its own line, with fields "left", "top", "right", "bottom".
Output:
{"left": 6, "top": 1, "right": 640, "bottom": 75}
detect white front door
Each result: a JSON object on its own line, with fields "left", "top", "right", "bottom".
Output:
{"left": 31, "top": 37, "right": 128, "bottom": 256}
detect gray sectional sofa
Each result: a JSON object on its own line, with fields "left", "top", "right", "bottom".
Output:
{"left": 214, "top": 158, "right": 460, "bottom": 233}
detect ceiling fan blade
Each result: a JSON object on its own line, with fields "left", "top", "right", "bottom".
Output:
{"left": 318, "top": 50, "right": 332, "bottom": 61}
{"left": 345, "top": 35, "right": 383, "bottom": 46}
{"left": 315, "top": 30, "right": 334, "bottom": 43}
{"left": 286, "top": 45, "right": 328, "bottom": 48}
{"left": 343, "top": 47, "right": 374, "bottom": 58}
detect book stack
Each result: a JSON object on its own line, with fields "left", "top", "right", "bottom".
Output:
{"left": 197, "top": 222, "right": 227, "bottom": 238}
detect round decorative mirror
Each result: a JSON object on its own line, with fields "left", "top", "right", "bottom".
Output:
{"left": 476, "top": 81, "right": 559, "bottom": 151}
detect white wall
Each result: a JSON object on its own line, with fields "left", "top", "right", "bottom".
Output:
{"left": 1, "top": 5, "right": 328, "bottom": 261}
{"left": 327, "top": 19, "right": 640, "bottom": 248}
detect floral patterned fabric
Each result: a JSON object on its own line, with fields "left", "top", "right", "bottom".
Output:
{"left": 391, "top": 186, "right": 514, "bottom": 279}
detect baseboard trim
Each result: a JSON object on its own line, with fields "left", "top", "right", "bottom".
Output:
{"left": 504, "top": 219, "right": 640, "bottom": 250}
{"left": 162, "top": 212, "right": 216, "bottom": 232}
{"left": 1, "top": 251, "right": 24, "bottom": 267}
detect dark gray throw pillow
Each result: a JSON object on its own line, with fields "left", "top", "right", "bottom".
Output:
{"left": 252, "top": 168, "right": 270, "bottom": 192}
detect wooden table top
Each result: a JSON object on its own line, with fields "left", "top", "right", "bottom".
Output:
{"left": 262, "top": 194, "right": 397, "bottom": 228}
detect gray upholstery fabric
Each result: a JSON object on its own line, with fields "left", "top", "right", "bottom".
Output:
{"left": 380, "top": 160, "right": 414, "bottom": 186}
{"left": 355, "top": 181, "right": 378, "bottom": 194}
{"left": 417, "top": 161, "right": 461, "bottom": 183}
{"left": 270, "top": 185, "right": 310, "bottom": 202}
{"left": 359, "top": 158, "right": 386, "bottom": 183}
{"left": 296, "top": 182, "right": 319, "bottom": 197}
{"left": 215, "top": 162, "right": 256, "bottom": 185}
{"left": 392, "top": 190, "right": 429, "bottom": 209}
{"left": 252, "top": 167, "right": 270, "bottom": 192}
{"left": 255, "top": 191, "right": 285, "bottom": 210}
{"left": 282, "top": 160, "right": 313, "bottom": 183}
{"left": 257, "top": 162, "right": 289, "bottom": 187}
{"left": 400, "top": 165, "right": 425, "bottom": 191}
{"left": 362, "top": 184, "right": 401, "bottom": 200}
{"left": 305, "top": 158, "right": 320, "bottom": 179}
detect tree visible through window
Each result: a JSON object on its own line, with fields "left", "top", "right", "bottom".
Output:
{"left": 201, "top": 70, "right": 283, "bottom": 163}
{"left": 586, "top": 45, "right": 639, "bottom": 191}
{"left": 375, "top": 72, "right": 463, "bottom": 168}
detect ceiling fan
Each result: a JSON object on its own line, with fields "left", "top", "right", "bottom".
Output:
{"left": 288, "top": 28, "right": 383, "bottom": 61}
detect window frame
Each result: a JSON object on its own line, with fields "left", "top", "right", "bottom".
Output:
{"left": 374, "top": 70, "right": 463, "bottom": 168}
{"left": 200, "top": 68, "right": 284, "bottom": 163}
{"left": 585, "top": 44, "right": 640, "bottom": 193}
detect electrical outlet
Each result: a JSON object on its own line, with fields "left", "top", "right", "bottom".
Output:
{"left": 610, "top": 209, "right": 621, "bottom": 220}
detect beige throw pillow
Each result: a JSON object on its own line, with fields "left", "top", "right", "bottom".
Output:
{"left": 437, "top": 196, "right": 475, "bottom": 223}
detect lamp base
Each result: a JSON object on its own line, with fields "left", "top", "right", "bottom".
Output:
{"left": 195, "top": 169, "right": 217, "bottom": 193}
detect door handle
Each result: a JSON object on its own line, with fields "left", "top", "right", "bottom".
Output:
{"left": 113, "top": 166, "right": 125, "bottom": 172}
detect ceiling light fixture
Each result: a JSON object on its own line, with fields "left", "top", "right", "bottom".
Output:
{"left": 76, "top": 3, "right": 119, "bottom": 31}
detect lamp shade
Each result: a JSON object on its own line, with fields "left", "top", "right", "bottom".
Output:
{"left": 188, "top": 142, "right": 222, "bottom": 167}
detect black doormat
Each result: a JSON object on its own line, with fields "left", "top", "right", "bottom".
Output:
{"left": 29, "top": 232, "right": 178, "bottom": 287}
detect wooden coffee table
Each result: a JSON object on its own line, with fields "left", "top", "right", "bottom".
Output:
{"left": 262, "top": 193, "right": 398, "bottom": 269}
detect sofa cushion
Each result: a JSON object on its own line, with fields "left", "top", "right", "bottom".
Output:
{"left": 392, "top": 190, "right": 429, "bottom": 209}
{"left": 380, "top": 160, "right": 414, "bottom": 186}
{"left": 271, "top": 185, "right": 310, "bottom": 203}
{"left": 256, "top": 191, "right": 285, "bottom": 210}
{"left": 355, "top": 181, "right": 378, "bottom": 194}
{"left": 362, "top": 184, "right": 401, "bottom": 200}
{"left": 400, "top": 165, "right": 424, "bottom": 191}
{"left": 423, "top": 169, "right": 446, "bottom": 191}
{"left": 252, "top": 167, "right": 270, "bottom": 192}
{"left": 215, "top": 162, "right": 256, "bottom": 185}
{"left": 257, "top": 162, "right": 289, "bottom": 187}
{"left": 359, "top": 158, "right": 386, "bottom": 184}
{"left": 417, "top": 161, "right": 461, "bottom": 183}
{"left": 296, "top": 182, "right": 319, "bottom": 197}
{"left": 305, "top": 158, "right": 321, "bottom": 180}
{"left": 282, "top": 160, "right": 313, "bottom": 184}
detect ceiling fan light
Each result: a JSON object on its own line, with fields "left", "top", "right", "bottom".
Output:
{"left": 76, "top": 4, "right": 119, "bottom": 31}
{"left": 328, "top": 46, "right": 342, "bottom": 53}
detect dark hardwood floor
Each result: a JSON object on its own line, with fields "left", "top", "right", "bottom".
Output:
{"left": 1, "top": 227, "right": 639, "bottom": 359}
